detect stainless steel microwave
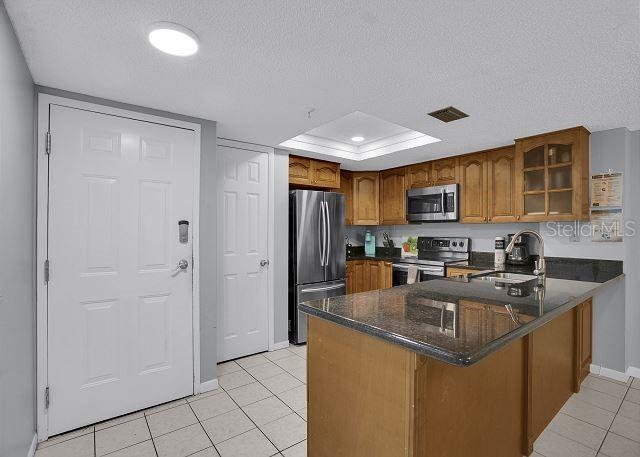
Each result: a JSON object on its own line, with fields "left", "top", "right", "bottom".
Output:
{"left": 406, "top": 183, "right": 458, "bottom": 222}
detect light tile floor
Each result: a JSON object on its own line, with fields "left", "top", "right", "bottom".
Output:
{"left": 36, "top": 345, "right": 308, "bottom": 457}
{"left": 35, "top": 344, "right": 639, "bottom": 457}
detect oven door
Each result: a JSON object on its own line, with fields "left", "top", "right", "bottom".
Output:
{"left": 406, "top": 184, "right": 458, "bottom": 222}
{"left": 392, "top": 264, "right": 444, "bottom": 286}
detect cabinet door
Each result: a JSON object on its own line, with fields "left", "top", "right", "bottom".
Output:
{"left": 353, "top": 260, "right": 367, "bottom": 293}
{"left": 446, "top": 267, "right": 481, "bottom": 278}
{"left": 487, "top": 146, "right": 517, "bottom": 223}
{"left": 381, "top": 262, "right": 393, "bottom": 289}
{"left": 339, "top": 171, "right": 354, "bottom": 225}
{"left": 459, "top": 300, "right": 487, "bottom": 348}
{"left": 515, "top": 127, "right": 590, "bottom": 222}
{"left": 380, "top": 167, "right": 406, "bottom": 225}
{"left": 353, "top": 172, "right": 380, "bottom": 225}
{"left": 579, "top": 299, "right": 593, "bottom": 383}
{"left": 368, "top": 260, "right": 381, "bottom": 291}
{"left": 312, "top": 160, "right": 340, "bottom": 188}
{"left": 459, "top": 153, "right": 488, "bottom": 223}
{"left": 289, "top": 156, "right": 312, "bottom": 185}
{"left": 406, "top": 162, "right": 432, "bottom": 188}
{"left": 432, "top": 157, "right": 458, "bottom": 185}
{"left": 345, "top": 261, "right": 354, "bottom": 294}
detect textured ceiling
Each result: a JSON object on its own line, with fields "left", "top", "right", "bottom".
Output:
{"left": 5, "top": 0, "right": 640, "bottom": 170}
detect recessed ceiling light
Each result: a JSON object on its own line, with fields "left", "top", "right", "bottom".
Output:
{"left": 351, "top": 136, "right": 365, "bottom": 142}
{"left": 148, "top": 22, "right": 199, "bottom": 56}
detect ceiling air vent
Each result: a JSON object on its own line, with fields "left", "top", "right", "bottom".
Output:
{"left": 428, "top": 106, "right": 469, "bottom": 123}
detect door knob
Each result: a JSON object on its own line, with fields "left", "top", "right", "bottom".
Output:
{"left": 174, "top": 259, "right": 188, "bottom": 273}
{"left": 260, "top": 259, "right": 270, "bottom": 267}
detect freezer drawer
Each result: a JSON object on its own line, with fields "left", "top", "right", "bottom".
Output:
{"left": 291, "top": 279, "right": 346, "bottom": 344}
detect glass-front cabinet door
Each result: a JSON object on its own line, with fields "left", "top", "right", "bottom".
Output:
{"left": 515, "top": 127, "right": 590, "bottom": 221}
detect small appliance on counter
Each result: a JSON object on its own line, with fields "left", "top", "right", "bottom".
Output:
{"left": 345, "top": 235, "right": 353, "bottom": 257}
{"left": 506, "top": 233, "right": 531, "bottom": 265}
{"left": 364, "top": 230, "right": 376, "bottom": 256}
{"left": 382, "top": 232, "right": 395, "bottom": 257}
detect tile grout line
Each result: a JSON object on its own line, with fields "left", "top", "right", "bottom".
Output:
{"left": 184, "top": 400, "right": 218, "bottom": 457}
{"left": 142, "top": 414, "right": 159, "bottom": 457}
{"left": 595, "top": 381, "right": 631, "bottom": 456}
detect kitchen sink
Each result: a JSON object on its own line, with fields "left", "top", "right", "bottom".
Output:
{"left": 472, "top": 272, "right": 538, "bottom": 284}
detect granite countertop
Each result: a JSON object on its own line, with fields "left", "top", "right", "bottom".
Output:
{"left": 346, "top": 248, "right": 623, "bottom": 283}
{"left": 299, "top": 271, "right": 624, "bottom": 366}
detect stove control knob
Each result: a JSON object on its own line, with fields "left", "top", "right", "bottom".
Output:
{"left": 459, "top": 241, "right": 465, "bottom": 247}
{"left": 452, "top": 241, "right": 457, "bottom": 247}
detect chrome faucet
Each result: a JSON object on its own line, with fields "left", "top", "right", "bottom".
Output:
{"left": 505, "top": 229, "right": 546, "bottom": 277}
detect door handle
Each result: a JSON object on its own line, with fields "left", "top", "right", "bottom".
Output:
{"left": 300, "top": 283, "right": 345, "bottom": 293}
{"left": 260, "top": 259, "right": 270, "bottom": 267}
{"left": 173, "top": 259, "right": 188, "bottom": 273}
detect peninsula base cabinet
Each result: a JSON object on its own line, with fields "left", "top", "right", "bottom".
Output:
{"left": 345, "top": 260, "right": 392, "bottom": 294}
{"left": 306, "top": 299, "right": 593, "bottom": 457}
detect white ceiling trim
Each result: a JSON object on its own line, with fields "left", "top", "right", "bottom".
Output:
{"left": 279, "top": 130, "right": 440, "bottom": 161}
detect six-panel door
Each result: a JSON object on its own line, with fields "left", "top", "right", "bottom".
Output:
{"left": 47, "top": 105, "right": 195, "bottom": 434}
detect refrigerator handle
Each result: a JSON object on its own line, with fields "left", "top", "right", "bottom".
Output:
{"left": 318, "top": 202, "right": 325, "bottom": 266}
{"left": 324, "top": 200, "right": 331, "bottom": 266}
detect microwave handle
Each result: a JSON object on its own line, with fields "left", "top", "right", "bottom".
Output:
{"left": 441, "top": 188, "right": 446, "bottom": 215}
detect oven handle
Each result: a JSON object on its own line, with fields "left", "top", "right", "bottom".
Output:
{"left": 391, "top": 263, "right": 444, "bottom": 273}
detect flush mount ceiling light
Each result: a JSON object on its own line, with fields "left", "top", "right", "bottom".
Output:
{"left": 351, "top": 136, "right": 365, "bottom": 142}
{"left": 148, "top": 22, "right": 199, "bottom": 56}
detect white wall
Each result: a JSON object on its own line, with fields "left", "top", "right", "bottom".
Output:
{"left": 0, "top": 4, "right": 36, "bottom": 456}
{"left": 273, "top": 150, "right": 290, "bottom": 344}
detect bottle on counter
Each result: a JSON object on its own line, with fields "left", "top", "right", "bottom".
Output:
{"left": 494, "top": 236, "right": 506, "bottom": 269}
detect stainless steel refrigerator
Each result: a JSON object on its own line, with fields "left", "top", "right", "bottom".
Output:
{"left": 289, "top": 190, "right": 346, "bottom": 344}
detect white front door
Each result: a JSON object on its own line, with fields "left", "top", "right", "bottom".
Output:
{"left": 47, "top": 105, "right": 195, "bottom": 435}
{"left": 218, "top": 145, "right": 269, "bottom": 361}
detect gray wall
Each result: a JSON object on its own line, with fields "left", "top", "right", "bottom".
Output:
{"left": 274, "top": 150, "right": 290, "bottom": 344}
{"left": 36, "top": 86, "right": 219, "bottom": 383}
{"left": 0, "top": 3, "right": 36, "bottom": 456}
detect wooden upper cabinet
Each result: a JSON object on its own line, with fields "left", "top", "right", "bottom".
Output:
{"left": 431, "top": 157, "right": 458, "bottom": 185}
{"left": 487, "top": 146, "right": 518, "bottom": 223}
{"left": 289, "top": 156, "right": 312, "bottom": 186}
{"left": 379, "top": 167, "right": 407, "bottom": 225}
{"left": 289, "top": 155, "right": 340, "bottom": 189}
{"left": 311, "top": 160, "right": 340, "bottom": 188}
{"left": 515, "top": 127, "right": 590, "bottom": 221}
{"left": 406, "top": 162, "right": 432, "bottom": 188}
{"left": 339, "top": 170, "right": 354, "bottom": 225}
{"left": 352, "top": 172, "right": 380, "bottom": 225}
{"left": 459, "top": 153, "right": 488, "bottom": 223}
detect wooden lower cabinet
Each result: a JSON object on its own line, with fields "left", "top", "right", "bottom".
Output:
{"left": 307, "top": 298, "right": 594, "bottom": 457}
{"left": 446, "top": 267, "right": 482, "bottom": 278}
{"left": 346, "top": 259, "right": 393, "bottom": 294}
{"left": 577, "top": 298, "right": 593, "bottom": 384}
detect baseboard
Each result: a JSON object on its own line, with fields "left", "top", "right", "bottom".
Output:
{"left": 200, "top": 379, "right": 219, "bottom": 393}
{"left": 271, "top": 340, "right": 290, "bottom": 351}
{"left": 590, "top": 364, "right": 630, "bottom": 383}
{"left": 27, "top": 433, "right": 37, "bottom": 457}
{"left": 626, "top": 366, "right": 640, "bottom": 379}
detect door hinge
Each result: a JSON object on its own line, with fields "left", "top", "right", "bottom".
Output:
{"left": 45, "top": 131, "right": 51, "bottom": 155}
{"left": 44, "top": 259, "right": 50, "bottom": 283}
{"left": 45, "top": 387, "right": 50, "bottom": 409}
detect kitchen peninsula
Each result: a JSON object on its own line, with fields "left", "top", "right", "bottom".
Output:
{"left": 299, "top": 270, "right": 623, "bottom": 457}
